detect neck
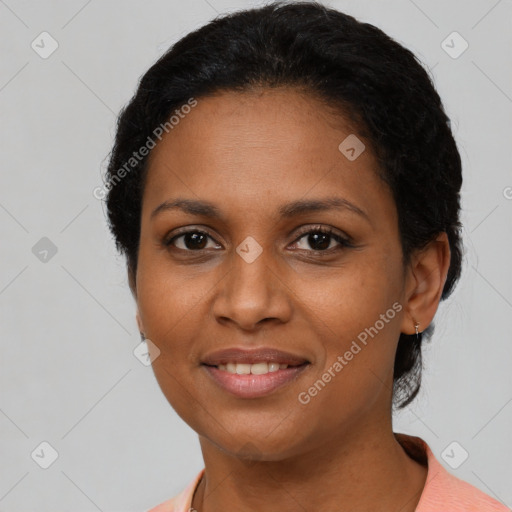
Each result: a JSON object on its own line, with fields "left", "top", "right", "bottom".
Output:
{"left": 192, "top": 422, "right": 427, "bottom": 512}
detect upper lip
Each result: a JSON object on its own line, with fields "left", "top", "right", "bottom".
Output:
{"left": 201, "top": 347, "right": 310, "bottom": 366}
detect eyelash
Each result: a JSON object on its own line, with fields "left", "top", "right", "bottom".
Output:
{"left": 163, "top": 225, "right": 353, "bottom": 255}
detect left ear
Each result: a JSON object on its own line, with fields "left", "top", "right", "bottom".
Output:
{"left": 400, "top": 232, "right": 451, "bottom": 335}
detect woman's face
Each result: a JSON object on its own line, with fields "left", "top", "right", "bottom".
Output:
{"left": 136, "top": 88, "right": 413, "bottom": 459}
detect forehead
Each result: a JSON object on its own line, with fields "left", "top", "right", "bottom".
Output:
{"left": 142, "top": 88, "right": 394, "bottom": 225}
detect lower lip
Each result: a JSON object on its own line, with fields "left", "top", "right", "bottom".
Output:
{"left": 202, "top": 364, "right": 310, "bottom": 398}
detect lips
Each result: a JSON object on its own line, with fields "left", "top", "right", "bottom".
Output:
{"left": 201, "top": 347, "right": 310, "bottom": 367}
{"left": 201, "top": 347, "right": 311, "bottom": 398}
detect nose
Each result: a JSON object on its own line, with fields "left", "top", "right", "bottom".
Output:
{"left": 212, "top": 247, "right": 293, "bottom": 331}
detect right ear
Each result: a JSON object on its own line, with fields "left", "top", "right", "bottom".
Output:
{"left": 136, "top": 309, "right": 145, "bottom": 338}
{"left": 128, "top": 265, "right": 137, "bottom": 299}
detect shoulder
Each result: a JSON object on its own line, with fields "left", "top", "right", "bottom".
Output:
{"left": 418, "top": 458, "right": 509, "bottom": 511}
{"left": 396, "top": 433, "right": 510, "bottom": 512}
{"left": 145, "top": 469, "right": 204, "bottom": 512}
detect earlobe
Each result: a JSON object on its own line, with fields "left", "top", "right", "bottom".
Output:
{"left": 136, "top": 310, "right": 145, "bottom": 339}
{"left": 400, "top": 232, "right": 451, "bottom": 336}
{"left": 128, "top": 264, "right": 137, "bottom": 299}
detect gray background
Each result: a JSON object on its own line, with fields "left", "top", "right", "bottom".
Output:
{"left": 1, "top": 0, "right": 511, "bottom": 510}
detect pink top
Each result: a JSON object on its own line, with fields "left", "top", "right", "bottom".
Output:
{"left": 146, "top": 434, "right": 510, "bottom": 512}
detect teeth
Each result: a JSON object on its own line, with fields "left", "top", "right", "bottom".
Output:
{"left": 235, "top": 363, "right": 251, "bottom": 375}
{"left": 249, "top": 362, "right": 268, "bottom": 375}
{"left": 217, "top": 361, "right": 290, "bottom": 374}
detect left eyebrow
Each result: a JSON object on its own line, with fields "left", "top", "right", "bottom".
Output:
{"left": 278, "top": 197, "right": 370, "bottom": 223}
{"left": 150, "top": 196, "right": 370, "bottom": 224}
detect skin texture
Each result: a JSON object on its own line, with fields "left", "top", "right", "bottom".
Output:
{"left": 134, "top": 88, "right": 450, "bottom": 512}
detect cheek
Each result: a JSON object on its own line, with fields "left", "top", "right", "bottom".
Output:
{"left": 301, "top": 252, "right": 403, "bottom": 334}
{"left": 136, "top": 267, "right": 204, "bottom": 423}
{"left": 297, "top": 253, "right": 403, "bottom": 397}
{"left": 135, "top": 273, "right": 204, "bottom": 411}
{"left": 136, "top": 255, "right": 208, "bottom": 334}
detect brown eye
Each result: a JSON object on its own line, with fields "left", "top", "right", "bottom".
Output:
{"left": 292, "top": 227, "right": 352, "bottom": 253}
{"left": 165, "top": 230, "right": 221, "bottom": 251}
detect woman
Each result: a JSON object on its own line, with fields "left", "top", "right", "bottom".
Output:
{"left": 104, "top": 2, "right": 509, "bottom": 511}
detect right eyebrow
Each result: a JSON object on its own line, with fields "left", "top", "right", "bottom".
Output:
{"left": 151, "top": 199, "right": 224, "bottom": 221}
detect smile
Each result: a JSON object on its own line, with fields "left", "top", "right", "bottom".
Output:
{"left": 202, "top": 362, "right": 310, "bottom": 398}
{"left": 217, "top": 361, "right": 294, "bottom": 374}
